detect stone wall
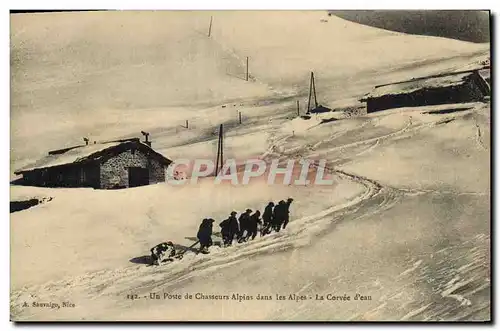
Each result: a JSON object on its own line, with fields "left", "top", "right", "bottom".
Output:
{"left": 149, "top": 158, "right": 166, "bottom": 184}
{"left": 100, "top": 149, "right": 165, "bottom": 189}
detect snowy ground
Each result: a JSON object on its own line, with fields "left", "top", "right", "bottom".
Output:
{"left": 10, "top": 11, "right": 490, "bottom": 321}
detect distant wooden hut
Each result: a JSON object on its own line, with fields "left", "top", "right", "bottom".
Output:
{"left": 360, "top": 70, "right": 490, "bottom": 113}
{"left": 14, "top": 138, "right": 172, "bottom": 189}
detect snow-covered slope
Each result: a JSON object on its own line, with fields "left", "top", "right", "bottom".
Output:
{"left": 10, "top": 11, "right": 488, "bottom": 171}
{"left": 10, "top": 11, "right": 490, "bottom": 321}
{"left": 11, "top": 100, "right": 490, "bottom": 321}
{"left": 10, "top": 176, "right": 365, "bottom": 288}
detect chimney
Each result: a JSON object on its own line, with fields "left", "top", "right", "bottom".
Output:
{"left": 140, "top": 131, "right": 152, "bottom": 147}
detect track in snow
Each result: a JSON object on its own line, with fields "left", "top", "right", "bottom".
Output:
{"left": 12, "top": 134, "right": 402, "bottom": 320}
{"left": 11, "top": 104, "right": 487, "bottom": 320}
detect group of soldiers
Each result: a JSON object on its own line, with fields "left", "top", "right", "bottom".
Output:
{"left": 150, "top": 198, "right": 294, "bottom": 264}
{"left": 201, "top": 198, "right": 294, "bottom": 249}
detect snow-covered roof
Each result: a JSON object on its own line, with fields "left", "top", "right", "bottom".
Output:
{"left": 479, "top": 68, "right": 490, "bottom": 81}
{"left": 362, "top": 71, "right": 474, "bottom": 99}
{"left": 15, "top": 140, "right": 169, "bottom": 174}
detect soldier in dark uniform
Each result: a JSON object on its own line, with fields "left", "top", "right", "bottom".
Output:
{"left": 261, "top": 202, "right": 274, "bottom": 236}
{"left": 197, "top": 218, "right": 215, "bottom": 253}
{"left": 273, "top": 200, "right": 286, "bottom": 232}
{"left": 220, "top": 211, "right": 238, "bottom": 247}
{"left": 237, "top": 209, "right": 252, "bottom": 242}
{"left": 282, "top": 198, "right": 294, "bottom": 230}
{"left": 246, "top": 210, "right": 262, "bottom": 241}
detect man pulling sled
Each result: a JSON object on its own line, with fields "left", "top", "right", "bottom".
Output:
{"left": 149, "top": 198, "right": 294, "bottom": 266}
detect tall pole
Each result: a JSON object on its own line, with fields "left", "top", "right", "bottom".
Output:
{"left": 215, "top": 124, "right": 223, "bottom": 175}
{"left": 246, "top": 57, "right": 249, "bottom": 81}
{"left": 215, "top": 126, "right": 220, "bottom": 175}
{"left": 312, "top": 72, "right": 318, "bottom": 108}
{"left": 296, "top": 100, "right": 300, "bottom": 116}
{"left": 239, "top": 111, "right": 242, "bottom": 124}
{"left": 220, "top": 124, "right": 224, "bottom": 172}
{"left": 307, "top": 72, "right": 313, "bottom": 112}
{"left": 208, "top": 16, "right": 213, "bottom": 37}
{"left": 215, "top": 131, "right": 220, "bottom": 175}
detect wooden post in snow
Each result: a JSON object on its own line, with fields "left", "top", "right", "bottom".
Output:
{"left": 215, "top": 125, "right": 221, "bottom": 175}
{"left": 312, "top": 72, "right": 318, "bottom": 108}
{"left": 307, "top": 71, "right": 318, "bottom": 112}
{"left": 208, "top": 16, "right": 213, "bottom": 37}
{"left": 246, "top": 57, "right": 249, "bottom": 81}
{"left": 220, "top": 125, "right": 224, "bottom": 171}
{"left": 215, "top": 124, "right": 224, "bottom": 175}
{"left": 297, "top": 100, "right": 300, "bottom": 116}
{"left": 186, "top": 120, "right": 189, "bottom": 129}
{"left": 307, "top": 72, "right": 313, "bottom": 113}
{"left": 239, "top": 111, "right": 242, "bottom": 124}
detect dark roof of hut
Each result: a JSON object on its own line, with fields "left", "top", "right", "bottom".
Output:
{"left": 361, "top": 71, "right": 475, "bottom": 100}
{"left": 15, "top": 138, "right": 171, "bottom": 174}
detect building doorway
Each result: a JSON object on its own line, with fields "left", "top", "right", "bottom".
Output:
{"left": 128, "top": 167, "right": 149, "bottom": 187}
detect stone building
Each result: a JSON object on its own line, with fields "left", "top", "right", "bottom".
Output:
{"left": 14, "top": 138, "right": 172, "bottom": 189}
{"left": 360, "top": 69, "right": 490, "bottom": 113}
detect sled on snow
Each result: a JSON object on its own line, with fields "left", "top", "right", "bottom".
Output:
{"left": 149, "top": 233, "right": 223, "bottom": 266}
